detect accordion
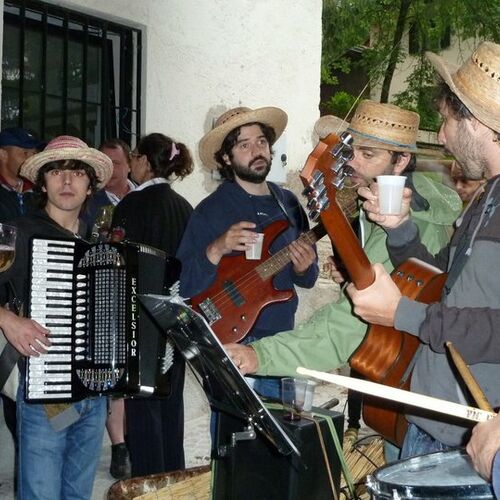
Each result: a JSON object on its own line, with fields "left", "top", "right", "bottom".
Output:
{"left": 25, "top": 237, "right": 178, "bottom": 403}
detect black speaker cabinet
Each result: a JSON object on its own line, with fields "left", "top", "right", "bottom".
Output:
{"left": 212, "top": 407, "right": 344, "bottom": 500}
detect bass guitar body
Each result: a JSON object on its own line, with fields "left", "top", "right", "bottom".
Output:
{"left": 350, "top": 258, "right": 447, "bottom": 446}
{"left": 191, "top": 220, "right": 293, "bottom": 344}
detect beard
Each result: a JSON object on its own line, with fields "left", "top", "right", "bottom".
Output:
{"left": 231, "top": 155, "right": 272, "bottom": 184}
{"left": 450, "top": 121, "right": 488, "bottom": 180}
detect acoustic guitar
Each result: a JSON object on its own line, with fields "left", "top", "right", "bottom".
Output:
{"left": 191, "top": 220, "right": 326, "bottom": 344}
{"left": 300, "top": 132, "right": 446, "bottom": 446}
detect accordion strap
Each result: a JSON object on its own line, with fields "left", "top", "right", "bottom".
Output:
{"left": 0, "top": 335, "right": 20, "bottom": 395}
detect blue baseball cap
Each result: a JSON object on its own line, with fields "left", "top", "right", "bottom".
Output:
{"left": 0, "top": 127, "right": 43, "bottom": 149}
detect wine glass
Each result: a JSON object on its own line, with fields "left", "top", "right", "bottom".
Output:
{"left": 281, "top": 377, "right": 308, "bottom": 421}
{"left": 91, "top": 205, "right": 115, "bottom": 242}
{"left": 0, "top": 223, "right": 17, "bottom": 272}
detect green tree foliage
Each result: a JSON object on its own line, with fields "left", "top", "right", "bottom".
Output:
{"left": 322, "top": 0, "right": 500, "bottom": 129}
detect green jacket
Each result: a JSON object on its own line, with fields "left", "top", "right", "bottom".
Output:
{"left": 253, "top": 172, "right": 462, "bottom": 377}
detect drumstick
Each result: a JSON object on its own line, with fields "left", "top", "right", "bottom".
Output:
{"left": 296, "top": 367, "right": 495, "bottom": 423}
{"left": 446, "top": 341, "right": 494, "bottom": 412}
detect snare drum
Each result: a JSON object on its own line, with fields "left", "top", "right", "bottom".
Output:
{"left": 367, "top": 449, "right": 494, "bottom": 499}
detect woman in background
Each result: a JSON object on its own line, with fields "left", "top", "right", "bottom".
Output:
{"left": 111, "top": 132, "right": 193, "bottom": 477}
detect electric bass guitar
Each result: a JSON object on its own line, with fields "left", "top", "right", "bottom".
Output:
{"left": 191, "top": 220, "right": 326, "bottom": 344}
{"left": 300, "top": 132, "right": 446, "bottom": 446}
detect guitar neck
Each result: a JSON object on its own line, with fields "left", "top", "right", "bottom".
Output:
{"left": 256, "top": 224, "right": 326, "bottom": 280}
{"left": 321, "top": 206, "right": 374, "bottom": 290}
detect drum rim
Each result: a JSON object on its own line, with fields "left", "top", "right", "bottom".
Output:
{"left": 367, "top": 449, "right": 494, "bottom": 499}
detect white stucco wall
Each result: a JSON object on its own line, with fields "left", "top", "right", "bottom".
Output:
{"left": 27, "top": 0, "right": 323, "bottom": 207}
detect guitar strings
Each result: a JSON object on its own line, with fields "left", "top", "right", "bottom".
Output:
{"left": 198, "top": 228, "right": 318, "bottom": 314}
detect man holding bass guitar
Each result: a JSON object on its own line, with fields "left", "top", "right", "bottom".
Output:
{"left": 347, "top": 41, "right": 500, "bottom": 459}
{"left": 225, "top": 101, "right": 461, "bottom": 408}
{"left": 176, "top": 106, "right": 319, "bottom": 399}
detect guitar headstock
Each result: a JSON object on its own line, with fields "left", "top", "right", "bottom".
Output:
{"left": 300, "top": 132, "right": 354, "bottom": 222}
{"left": 300, "top": 131, "right": 374, "bottom": 289}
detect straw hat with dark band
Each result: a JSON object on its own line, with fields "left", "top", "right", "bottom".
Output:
{"left": 199, "top": 106, "right": 288, "bottom": 170}
{"left": 21, "top": 135, "right": 113, "bottom": 189}
{"left": 314, "top": 100, "right": 420, "bottom": 153}
{"left": 426, "top": 41, "right": 500, "bottom": 133}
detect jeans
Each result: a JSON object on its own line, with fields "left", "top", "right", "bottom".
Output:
{"left": 243, "top": 335, "right": 282, "bottom": 401}
{"left": 400, "top": 423, "right": 451, "bottom": 459}
{"left": 17, "top": 394, "right": 107, "bottom": 500}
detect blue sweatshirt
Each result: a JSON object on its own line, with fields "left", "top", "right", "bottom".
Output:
{"left": 176, "top": 180, "right": 319, "bottom": 338}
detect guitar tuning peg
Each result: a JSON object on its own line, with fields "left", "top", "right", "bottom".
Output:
{"left": 309, "top": 209, "right": 321, "bottom": 222}
{"left": 318, "top": 198, "right": 330, "bottom": 211}
{"left": 307, "top": 197, "right": 319, "bottom": 210}
{"left": 302, "top": 185, "right": 315, "bottom": 197}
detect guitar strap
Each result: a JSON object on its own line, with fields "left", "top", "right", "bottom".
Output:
{"left": 443, "top": 205, "right": 478, "bottom": 296}
{"left": 268, "top": 182, "right": 296, "bottom": 228}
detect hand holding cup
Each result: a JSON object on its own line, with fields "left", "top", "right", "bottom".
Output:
{"left": 358, "top": 178, "right": 412, "bottom": 229}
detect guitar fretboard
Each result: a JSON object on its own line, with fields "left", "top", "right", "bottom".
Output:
{"left": 255, "top": 224, "right": 325, "bottom": 280}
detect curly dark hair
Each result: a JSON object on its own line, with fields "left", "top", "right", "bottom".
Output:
{"left": 214, "top": 122, "right": 276, "bottom": 180}
{"left": 434, "top": 81, "right": 500, "bottom": 141}
{"left": 390, "top": 152, "right": 417, "bottom": 173}
{"left": 434, "top": 81, "right": 474, "bottom": 121}
{"left": 34, "top": 159, "right": 99, "bottom": 208}
{"left": 137, "top": 133, "right": 193, "bottom": 180}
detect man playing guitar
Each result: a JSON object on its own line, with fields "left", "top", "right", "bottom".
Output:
{"left": 348, "top": 42, "right": 500, "bottom": 461}
{"left": 176, "top": 106, "right": 318, "bottom": 399}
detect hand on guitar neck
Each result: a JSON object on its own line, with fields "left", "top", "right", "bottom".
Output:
{"left": 346, "top": 262, "right": 402, "bottom": 327}
{"left": 323, "top": 255, "right": 348, "bottom": 285}
{"left": 358, "top": 182, "right": 413, "bottom": 229}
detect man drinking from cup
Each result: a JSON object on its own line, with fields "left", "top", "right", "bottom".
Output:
{"left": 346, "top": 41, "right": 500, "bottom": 459}
{"left": 176, "top": 106, "right": 319, "bottom": 399}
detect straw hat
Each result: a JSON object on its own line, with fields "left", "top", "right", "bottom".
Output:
{"left": 21, "top": 135, "right": 113, "bottom": 189}
{"left": 426, "top": 41, "right": 500, "bottom": 133}
{"left": 199, "top": 106, "right": 288, "bottom": 169}
{"left": 314, "top": 100, "right": 419, "bottom": 153}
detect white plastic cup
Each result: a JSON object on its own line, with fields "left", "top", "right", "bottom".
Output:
{"left": 303, "top": 380, "right": 317, "bottom": 412}
{"left": 245, "top": 232, "right": 264, "bottom": 260}
{"left": 376, "top": 175, "right": 406, "bottom": 215}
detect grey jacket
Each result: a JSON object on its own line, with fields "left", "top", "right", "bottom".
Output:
{"left": 387, "top": 175, "right": 500, "bottom": 446}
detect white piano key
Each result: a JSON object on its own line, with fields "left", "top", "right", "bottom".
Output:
{"left": 47, "top": 345, "right": 71, "bottom": 352}
{"left": 30, "top": 354, "right": 72, "bottom": 363}
{"left": 32, "top": 271, "right": 73, "bottom": 280}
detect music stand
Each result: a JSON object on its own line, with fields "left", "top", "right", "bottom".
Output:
{"left": 139, "top": 293, "right": 300, "bottom": 457}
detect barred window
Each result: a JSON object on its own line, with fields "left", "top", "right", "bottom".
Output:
{"left": 2, "top": 0, "right": 141, "bottom": 147}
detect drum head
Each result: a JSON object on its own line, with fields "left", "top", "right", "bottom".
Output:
{"left": 367, "top": 449, "right": 494, "bottom": 499}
